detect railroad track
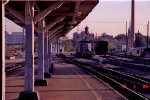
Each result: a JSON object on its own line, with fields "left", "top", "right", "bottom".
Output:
{"left": 58, "top": 54, "right": 150, "bottom": 100}
{"left": 102, "top": 55, "right": 150, "bottom": 72}
{"left": 108, "top": 54, "right": 150, "bottom": 65}
{"left": 5, "top": 57, "right": 38, "bottom": 72}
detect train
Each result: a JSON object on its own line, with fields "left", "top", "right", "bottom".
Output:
{"left": 75, "top": 40, "right": 108, "bottom": 58}
{"left": 131, "top": 47, "right": 150, "bottom": 57}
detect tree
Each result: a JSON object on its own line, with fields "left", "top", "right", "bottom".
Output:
{"left": 114, "top": 34, "right": 127, "bottom": 40}
{"left": 135, "top": 33, "right": 146, "bottom": 47}
{"left": 99, "top": 33, "right": 118, "bottom": 51}
{"left": 108, "top": 40, "right": 118, "bottom": 50}
{"left": 100, "top": 32, "right": 112, "bottom": 41}
{"left": 114, "top": 34, "right": 127, "bottom": 51}
{"left": 61, "top": 39, "right": 75, "bottom": 52}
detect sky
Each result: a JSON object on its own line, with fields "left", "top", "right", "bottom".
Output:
{"left": 67, "top": 0, "right": 150, "bottom": 38}
{"left": 5, "top": 0, "right": 150, "bottom": 38}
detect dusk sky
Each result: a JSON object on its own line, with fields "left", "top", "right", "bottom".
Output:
{"left": 67, "top": 0, "right": 150, "bottom": 38}
{"left": 5, "top": 0, "right": 150, "bottom": 38}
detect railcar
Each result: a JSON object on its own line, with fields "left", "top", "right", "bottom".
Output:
{"left": 75, "top": 40, "right": 108, "bottom": 58}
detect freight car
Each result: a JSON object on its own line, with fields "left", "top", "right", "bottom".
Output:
{"left": 75, "top": 40, "right": 108, "bottom": 58}
{"left": 95, "top": 41, "right": 108, "bottom": 55}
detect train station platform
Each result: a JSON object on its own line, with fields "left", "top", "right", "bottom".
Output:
{"left": 6, "top": 55, "right": 127, "bottom": 100}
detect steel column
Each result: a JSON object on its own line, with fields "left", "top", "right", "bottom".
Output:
{"left": 37, "top": 20, "right": 45, "bottom": 80}
{"left": 48, "top": 35, "right": 52, "bottom": 71}
{"left": 34, "top": 20, "right": 47, "bottom": 85}
{"left": 57, "top": 38, "right": 59, "bottom": 52}
{"left": 24, "top": 1, "right": 35, "bottom": 92}
{"left": 44, "top": 33, "right": 49, "bottom": 73}
{"left": 18, "top": 2, "right": 39, "bottom": 100}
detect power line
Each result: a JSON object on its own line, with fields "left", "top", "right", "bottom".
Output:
{"left": 82, "top": 21, "right": 126, "bottom": 23}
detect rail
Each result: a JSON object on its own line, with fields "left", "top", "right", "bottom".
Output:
{"left": 6, "top": 57, "right": 38, "bottom": 72}
{"left": 58, "top": 54, "right": 150, "bottom": 100}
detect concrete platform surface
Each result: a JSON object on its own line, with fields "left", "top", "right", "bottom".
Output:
{"left": 6, "top": 55, "right": 127, "bottom": 100}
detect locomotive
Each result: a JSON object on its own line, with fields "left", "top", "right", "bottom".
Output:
{"left": 75, "top": 40, "right": 108, "bottom": 58}
{"left": 75, "top": 40, "right": 95, "bottom": 58}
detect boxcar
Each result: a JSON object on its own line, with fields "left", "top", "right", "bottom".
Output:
{"left": 95, "top": 41, "right": 108, "bottom": 55}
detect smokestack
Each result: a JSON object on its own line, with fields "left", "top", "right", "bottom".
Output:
{"left": 128, "top": 0, "right": 135, "bottom": 51}
{"left": 131, "top": 0, "right": 135, "bottom": 48}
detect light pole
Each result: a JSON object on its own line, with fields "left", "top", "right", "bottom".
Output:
{"left": 147, "top": 21, "right": 149, "bottom": 49}
{"left": 126, "top": 21, "right": 128, "bottom": 55}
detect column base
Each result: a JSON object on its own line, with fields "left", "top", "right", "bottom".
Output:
{"left": 49, "top": 68, "right": 53, "bottom": 73}
{"left": 44, "top": 73, "right": 51, "bottom": 78}
{"left": 34, "top": 79, "right": 48, "bottom": 86}
{"left": 18, "top": 91, "right": 39, "bottom": 100}
{"left": 49, "top": 63, "right": 54, "bottom": 73}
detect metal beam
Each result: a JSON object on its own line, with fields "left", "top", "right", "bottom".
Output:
{"left": 48, "top": 25, "right": 63, "bottom": 36}
{"left": 75, "top": 1, "right": 80, "bottom": 12}
{"left": 5, "top": 6, "right": 25, "bottom": 23}
{"left": 50, "top": 30, "right": 62, "bottom": 41}
{"left": 68, "top": 21, "right": 77, "bottom": 25}
{"left": 72, "top": 1, "right": 81, "bottom": 21}
{"left": 51, "top": 33, "right": 62, "bottom": 42}
{"left": 42, "top": 17, "right": 65, "bottom": 32}
{"left": 3, "top": 0, "right": 9, "bottom": 5}
{"left": 34, "top": 2, "right": 40, "bottom": 12}
{"left": 14, "top": 20, "right": 23, "bottom": 24}
{"left": 34, "top": 2, "right": 64, "bottom": 24}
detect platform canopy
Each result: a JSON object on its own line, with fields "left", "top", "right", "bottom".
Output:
{"left": 5, "top": 0, "right": 98, "bottom": 38}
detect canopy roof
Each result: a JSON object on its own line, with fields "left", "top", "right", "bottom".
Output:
{"left": 5, "top": 0, "right": 98, "bottom": 38}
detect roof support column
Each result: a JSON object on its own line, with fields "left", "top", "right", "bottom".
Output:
{"left": 57, "top": 38, "right": 59, "bottom": 53}
{"left": 18, "top": 1, "right": 39, "bottom": 100}
{"left": 44, "top": 32, "right": 51, "bottom": 78}
{"left": 34, "top": 20, "right": 48, "bottom": 86}
{"left": 48, "top": 35, "right": 53, "bottom": 73}
{"left": 2, "top": 1, "right": 9, "bottom": 100}
{"left": 24, "top": 1, "right": 35, "bottom": 92}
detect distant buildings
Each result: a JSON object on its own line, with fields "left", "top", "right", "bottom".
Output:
{"left": 5, "top": 31, "right": 38, "bottom": 45}
{"left": 5, "top": 31, "right": 25, "bottom": 45}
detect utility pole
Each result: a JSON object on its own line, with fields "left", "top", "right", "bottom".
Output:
{"left": 147, "top": 21, "right": 149, "bottom": 49}
{"left": 126, "top": 21, "right": 128, "bottom": 55}
{"left": 137, "top": 30, "right": 140, "bottom": 55}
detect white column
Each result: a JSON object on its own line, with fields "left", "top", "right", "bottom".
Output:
{"left": 37, "top": 20, "right": 44, "bottom": 79}
{"left": 48, "top": 35, "right": 52, "bottom": 70}
{"left": 25, "top": 1, "right": 35, "bottom": 92}
{"left": 44, "top": 33, "right": 49, "bottom": 73}
{"left": 2, "top": 1, "right": 7, "bottom": 100}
